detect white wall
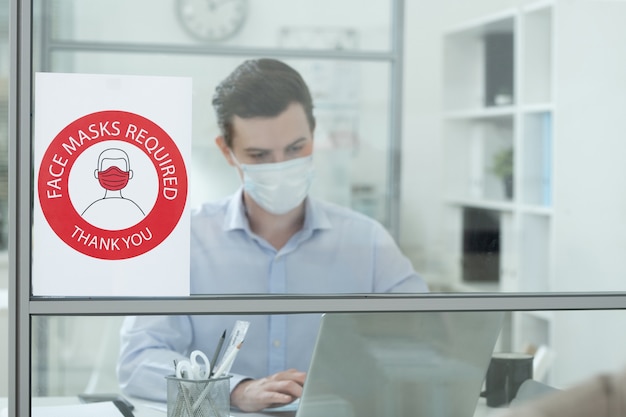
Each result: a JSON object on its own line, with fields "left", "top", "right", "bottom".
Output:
{"left": 399, "top": 0, "right": 447, "bottom": 286}
{"left": 546, "top": 0, "right": 626, "bottom": 386}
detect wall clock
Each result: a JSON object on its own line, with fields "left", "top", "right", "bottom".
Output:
{"left": 176, "top": 0, "right": 248, "bottom": 42}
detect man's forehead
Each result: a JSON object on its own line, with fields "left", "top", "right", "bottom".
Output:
{"left": 230, "top": 104, "right": 312, "bottom": 150}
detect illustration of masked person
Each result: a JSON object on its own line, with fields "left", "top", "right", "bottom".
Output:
{"left": 82, "top": 148, "right": 145, "bottom": 230}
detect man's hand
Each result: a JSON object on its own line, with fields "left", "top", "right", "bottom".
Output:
{"left": 230, "top": 368, "right": 306, "bottom": 412}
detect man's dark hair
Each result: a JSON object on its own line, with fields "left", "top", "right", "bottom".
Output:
{"left": 212, "top": 58, "right": 316, "bottom": 148}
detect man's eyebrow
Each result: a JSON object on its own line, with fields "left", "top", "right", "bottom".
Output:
{"left": 243, "top": 147, "right": 270, "bottom": 153}
{"left": 243, "top": 137, "right": 308, "bottom": 153}
{"left": 284, "top": 137, "right": 307, "bottom": 149}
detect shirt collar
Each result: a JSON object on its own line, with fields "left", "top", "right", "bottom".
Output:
{"left": 223, "top": 187, "right": 332, "bottom": 233}
{"left": 223, "top": 187, "right": 248, "bottom": 232}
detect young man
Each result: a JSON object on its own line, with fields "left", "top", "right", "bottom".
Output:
{"left": 117, "top": 58, "right": 428, "bottom": 412}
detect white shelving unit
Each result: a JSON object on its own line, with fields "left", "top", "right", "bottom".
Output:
{"left": 442, "top": 2, "right": 553, "bottom": 291}
{"left": 441, "top": 0, "right": 626, "bottom": 387}
{"left": 441, "top": 1, "right": 555, "bottom": 381}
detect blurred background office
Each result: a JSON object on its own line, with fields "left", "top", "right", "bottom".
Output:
{"left": 2, "top": 0, "right": 626, "bottom": 404}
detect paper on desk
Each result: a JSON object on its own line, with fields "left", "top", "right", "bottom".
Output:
{"left": 140, "top": 401, "right": 236, "bottom": 417}
{"left": 1, "top": 401, "right": 125, "bottom": 417}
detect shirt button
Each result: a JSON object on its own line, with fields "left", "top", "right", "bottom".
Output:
{"left": 273, "top": 339, "right": 281, "bottom": 348}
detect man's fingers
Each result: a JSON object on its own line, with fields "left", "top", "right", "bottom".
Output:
{"left": 267, "top": 378, "right": 305, "bottom": 398}
{"left": 268, "top": 369, "right": 307, "bottom": 385}
{"left": 263, "top": 390, "right": 296, "bottom": 407}
{"left": 230, "top": 370, "right": 307, "bottom": 412}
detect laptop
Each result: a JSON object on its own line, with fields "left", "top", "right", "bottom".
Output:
{"left": 294, "top": 311, "right": 504, "bottom": 417}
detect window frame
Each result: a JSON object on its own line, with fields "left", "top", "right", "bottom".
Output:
{"left": 7, "top": 0, "right": 626, "bottom": 416}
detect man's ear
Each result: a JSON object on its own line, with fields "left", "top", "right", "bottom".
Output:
{"left": 215, "top": 136, "right": 235, "bottom": 167}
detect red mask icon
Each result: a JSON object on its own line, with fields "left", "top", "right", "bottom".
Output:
{"left": 98, "top": 166, "right": 130, "bottom": 191}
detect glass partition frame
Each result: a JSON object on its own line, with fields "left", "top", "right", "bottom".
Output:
{"left": 7, "top": 1, "right": 626, "bottom": 417}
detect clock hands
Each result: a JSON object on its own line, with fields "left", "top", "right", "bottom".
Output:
{"left": 207, "top": 0, "right": 242, "bottom": 10}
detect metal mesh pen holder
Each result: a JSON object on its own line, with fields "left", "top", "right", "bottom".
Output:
{"left": 166, "top": 375, "right": 232, "bottom": 417}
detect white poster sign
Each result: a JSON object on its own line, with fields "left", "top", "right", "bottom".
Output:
{"left": 33, "top": 73, "right": 191, "bottom": 296}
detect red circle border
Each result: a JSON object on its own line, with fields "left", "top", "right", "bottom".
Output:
{"left": 37, "top": 110, "right": 188, "bottom": 260}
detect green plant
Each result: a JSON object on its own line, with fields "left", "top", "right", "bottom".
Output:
{"left": 491, "top": 147, "right": 514, "bottom": 179}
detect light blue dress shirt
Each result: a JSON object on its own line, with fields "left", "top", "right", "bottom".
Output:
{"left": 118, "top": 188, "right": 428, "bottom": 401}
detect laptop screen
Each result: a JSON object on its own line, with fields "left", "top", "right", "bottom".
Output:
{"left": 296, "top": 311, "right": 503, "bottom": 417}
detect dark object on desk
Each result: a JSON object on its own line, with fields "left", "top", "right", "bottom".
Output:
{"left": 481, "top": 353, "right": 533, "bottom": 407}
{"left": 113, "top": 400, "right": 135, "bottom": 417}
{"left": 78, "top": 393, "right": 135, "bottom": 411}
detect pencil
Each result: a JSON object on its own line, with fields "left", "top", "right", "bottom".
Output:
{"left": 209, "top": 329, "right": 227, "bottom": 377}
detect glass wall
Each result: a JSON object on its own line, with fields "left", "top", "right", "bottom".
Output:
{"left": 400, "top": 0, "right": 626, "bottom": 295}
{"left": 33, "top": 0, "right": 398, "bottom": 229}
{"left": 42, "top": 0, "right": 392, "bottom": 51}
{"left": 31, "top": 310, "right": 626, "bottom": 414}
{"left": 27, "top": 0, "right": 626, "bottom": 296}
{"left": 42, "top": 52, "right": 392, "bottom": 221}
{"left": 7, "top": 0, "right": 626, "bottom": 415}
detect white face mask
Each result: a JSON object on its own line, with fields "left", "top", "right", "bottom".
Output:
{"left": 231, "top": 153, "right": 315, "bottom": 215}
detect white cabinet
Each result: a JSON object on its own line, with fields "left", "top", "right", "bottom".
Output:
{"left": 440, "top": 0, "right": 626, "bottom": 386}
{"left": 441, "top": 3, "right": 553, "bottom": 294}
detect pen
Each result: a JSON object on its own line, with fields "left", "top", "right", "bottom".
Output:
{"left": 173, "top": 359, "right": 180, "bottom": 376}
{"left": 209, "top": 329, "right": 227, "bottom": 377}
{"left": 212, "top": 341, "right": 243, "bottom": 378}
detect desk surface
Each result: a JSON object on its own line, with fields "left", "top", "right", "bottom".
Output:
{"left": 134, "top": 397, "right": 502, "bottom": 417}
{"left": 1, "top": 396, "right": 504, "bottom": 417}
